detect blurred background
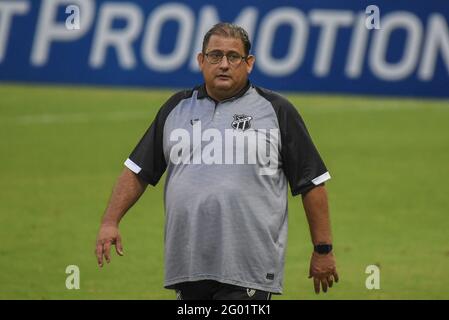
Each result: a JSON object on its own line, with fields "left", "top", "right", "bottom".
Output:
{"left": 0, "top": 0, "right": 448, "bottom": 299}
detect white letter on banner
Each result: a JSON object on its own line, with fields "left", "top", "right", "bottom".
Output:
{"left": 89, "top": 3, "right": 143, "bottom": 69}
{"left": 31, "top": 0, "right": 94, "bottom": 66}
{"left": 309, "top": 10, "right": 354, "bottom": 77}
{"left": 0, "top": 0, "right": 30, "bottom": 63}
{"left": 345, "top": 13, "right": 370, "bottom": 78}
{"left": 142, "top": 3, "right": 194, "bottom": 72}
{"left": 189, "top": 6, "right": 258, "bottom": 71}
{"left": 369, "top": 12, "right": 422, "bottom": 81}
{"left": 256, "top": 7, "right": 308, "bottom": 76}
{"left": 418, "top": 14, "right": 449, "bottom": 81}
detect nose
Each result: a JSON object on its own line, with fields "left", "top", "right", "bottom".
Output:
{"left": 218, "top": 56, "right": 230, "bottom": 69}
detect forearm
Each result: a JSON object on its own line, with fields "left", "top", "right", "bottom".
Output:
{"left": 101, "top": 167, "right": 148, "bottom": 226}
{"left": 301, "top": 184, "right": 333, "bottom": 245}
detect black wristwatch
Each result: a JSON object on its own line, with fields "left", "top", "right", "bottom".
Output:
{"left": 314, "top": 244, "right": 333, "bottom": 255}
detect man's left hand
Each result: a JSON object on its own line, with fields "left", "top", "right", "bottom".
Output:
{"left": 308, "top": 251, "right": 339, "bottom": 294}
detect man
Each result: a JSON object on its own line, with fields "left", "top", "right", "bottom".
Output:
{"left": 95, "top": 23, "right": 338, "bottom": 300}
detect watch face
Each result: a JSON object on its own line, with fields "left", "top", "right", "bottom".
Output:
{"left": 315, "top": 244, "right": 332, "bottom": 254}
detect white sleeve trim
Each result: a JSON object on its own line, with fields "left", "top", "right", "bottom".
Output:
{"left": 312, "top": 171, "right": 331, "bottom": 185}
{"left": 124, "top": 158, "right": 142, "bottom": 174}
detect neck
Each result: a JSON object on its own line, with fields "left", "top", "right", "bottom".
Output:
{"left": 205, "top": 82, "right": 248, "bottom": 102}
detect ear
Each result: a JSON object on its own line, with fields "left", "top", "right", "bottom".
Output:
{"left": 197, "top": 52, "right": 204, "bottom": 71}
{"left": 245, "top": 55, "right": 255, "bottom": 74}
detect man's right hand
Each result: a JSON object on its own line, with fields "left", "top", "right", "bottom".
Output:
{"left": 95, "top": 223, "right": 124, "bottom": 267}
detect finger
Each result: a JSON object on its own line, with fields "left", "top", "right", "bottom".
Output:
{"left": 104, "top": 241, "right": 112, "bottom": 263}
{"left": 328, "top": 275, "right": 334, "bottom": 288}
{"left": 313, "top": 277, "right": 320, "bottom": 294}
{"left": 115, "top": 236, "right": 124, "bottom": 256}
{"left": 333, "top": 271, "right": 339, "bottom": 283}
{"left": 321, "top": 278, "right": 328, "bottom": 293}
{"left": 95, "top": 242, "right": 104, "bottom": 267}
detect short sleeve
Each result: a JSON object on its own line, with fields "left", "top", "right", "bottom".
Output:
{"left": 124, "top": 90, "right": 190, "bottom": 186}
{"left": 279, "top": 102, "right": 330, "bottom": 195}
{"left": 254, "top": 87, "right": 330, "bottom": 195}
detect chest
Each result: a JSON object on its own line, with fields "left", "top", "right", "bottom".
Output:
{"left": 162, "top": 93, "right": 281, "bottom": 167}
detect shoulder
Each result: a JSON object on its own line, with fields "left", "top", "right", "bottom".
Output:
{"left": 253, "top": 85, "right": 300, "bottom": 117}
{"left": 162, "top": 88, "right": 195, "bottom": 108}
{"left": 156, "top": 88, "right": 196, "bottom": 119}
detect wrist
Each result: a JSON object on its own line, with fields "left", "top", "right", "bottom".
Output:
{"left": 314, "top": 244, "right": 333, "bottom": 255}
{"left": 101, "top": 218, "right": 120, "bottom": 227}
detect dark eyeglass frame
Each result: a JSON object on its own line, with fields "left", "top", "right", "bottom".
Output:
{"left": 204, "top": 50, "right": 249, "bottom": 65}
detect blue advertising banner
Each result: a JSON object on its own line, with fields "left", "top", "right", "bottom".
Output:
{"left": 0, "top": 0, "right": 448, "bottom": 97}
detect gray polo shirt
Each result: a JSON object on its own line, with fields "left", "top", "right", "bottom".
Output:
{"left": 124, "top": 82, "right": 330, "bottom": 294}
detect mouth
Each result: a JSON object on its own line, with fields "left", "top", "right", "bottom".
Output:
{"left": 216, "top": 74, "right": 231, "bottom": 80}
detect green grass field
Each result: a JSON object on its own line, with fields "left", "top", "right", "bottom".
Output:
{"left": 1, "top": 84, "right": 448, "bottom": 300}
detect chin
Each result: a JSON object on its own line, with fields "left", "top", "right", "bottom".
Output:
{"left": 214, "top": 80, "right": 233, "bottom": 90}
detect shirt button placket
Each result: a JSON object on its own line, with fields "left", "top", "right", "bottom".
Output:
{"left": 213, "top": 102, "right": 221, "bottom": 122}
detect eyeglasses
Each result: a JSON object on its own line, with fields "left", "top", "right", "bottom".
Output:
{"left": 204, "top": 50, "right": 248, "bottom": 66}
